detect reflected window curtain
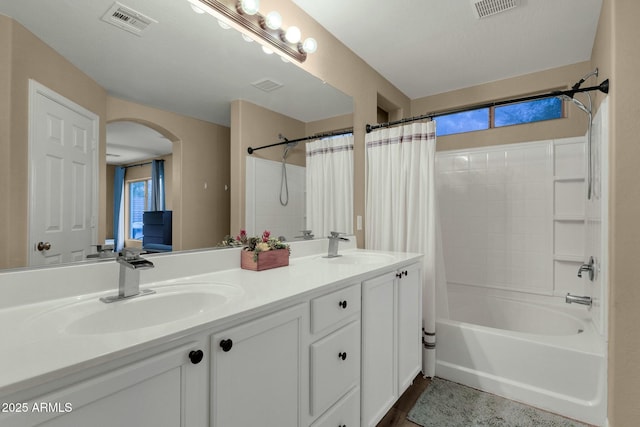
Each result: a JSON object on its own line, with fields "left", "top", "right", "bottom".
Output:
{"left": 150, "top": 159, "right": 165, "bottom": 211}
{"left": 365, "top": 121, "right": 441, "bottom": 377}
{"left": 306, "top": 134, "right": 354, "bottom": 237}
{"left": 113, "top": 166, "right": 126, "bottom": 252}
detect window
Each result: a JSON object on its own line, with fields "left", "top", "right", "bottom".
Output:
{"left": 128, "top": 179, "right": 152, "bottom": 240}
{"left": 435, "top": 97, "right": 564, "bottom": 137}
{"left": 494, "top": 97, "right": 563, "bottom": 128}
{"left": 435, "top": 108, "right": 490, "bottom": 137}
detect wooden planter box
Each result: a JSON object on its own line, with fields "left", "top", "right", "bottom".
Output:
{"left": 241, "top": 248, "right": 289, "bottom": 271}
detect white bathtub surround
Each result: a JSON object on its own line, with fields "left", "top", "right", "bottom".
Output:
{"left": 365, "top": 121, "right": 440, "bottom": 376}
{"left": 437, "top": 287, "right": 606, "bottom": 426}
{"left": 306, "top": 134, "right": 354, "bottom": 237}
{"left": 245, "top": 156, "right": 306, "bottom": 240}
{"left": 435, "top": 125, "right": 610, "bottom": 425}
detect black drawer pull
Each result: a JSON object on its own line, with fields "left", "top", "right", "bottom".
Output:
{"left": 338, "top": 352, "right": 347, "bottom": 361}
{"left": 338, "top": 300, "right": 348, "bottom": 309}
{"left": 220, "top": 339, "right": 233, "bottom": 352}
{"left": 188, "top": 349, "right": 204, "bottom": 364}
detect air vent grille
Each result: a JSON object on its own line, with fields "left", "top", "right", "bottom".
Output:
{"left": 101, "top": 2, "right": 157, "bottom": 36}
{"left": 252, "top": 79, "right": 284, "bottom": 93}
{"left": 472, "top": 0, "right": 519, "bottom": 19}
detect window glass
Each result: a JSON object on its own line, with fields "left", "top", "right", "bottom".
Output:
{"left": 129, "top": 179, "right": 151, "bottom": 240}
{"left": 435, "top": 108, "right": 490, "bottom": 137}
{"left": 494, "top": 97, "right": 563, "bottom": 127}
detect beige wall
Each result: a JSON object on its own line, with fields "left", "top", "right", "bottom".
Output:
{"left": 410, "top": 62, "right": 593, "bottom": 151}
{"left": 107, "top": 97, "right": 230, "bottom": 251}
{"left": 0, "top": 16, "right": 108, "bottom": 269}
{"left": 592, "top": 0, "right": 640, "bottom": 425}
{"left": 0, "top": 17, "right": 11, "bottom": 269}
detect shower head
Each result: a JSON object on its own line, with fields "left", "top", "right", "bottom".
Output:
{"left": 557, "top": 94, "right": 591, "bottom": 115}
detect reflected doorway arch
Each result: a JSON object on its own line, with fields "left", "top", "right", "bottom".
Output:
{"left": 106, "top": 119, "right": 182, "bottom": 251}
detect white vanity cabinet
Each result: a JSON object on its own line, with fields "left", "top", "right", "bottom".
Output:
{"left": 308, "top": 284, "right": 361, "bottom": 427}
{"left": 1, "top": 341, "right": 208, "bottom": 427}
{"left": 361, "top": 262, "right": 422, "bottom": 427}
{"left": 210, "top": 303, "right": 308, "bottom": 427}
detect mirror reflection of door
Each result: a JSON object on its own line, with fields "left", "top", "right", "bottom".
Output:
{"left": 28, "top": 80, "right": 99, "bottom": 267}
{"left": 106, "top": 121, "right": 173, "bottom": 252}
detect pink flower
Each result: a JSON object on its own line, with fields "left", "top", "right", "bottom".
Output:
{"left": 236, "top": 229, "right": 247, "bottom": 243}
{"left": 262, "top": 230, "right": 270, "bottom": 242}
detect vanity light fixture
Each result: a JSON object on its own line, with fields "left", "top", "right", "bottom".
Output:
{"left": 187, "top": 0, "right": 317, "bottom": 62}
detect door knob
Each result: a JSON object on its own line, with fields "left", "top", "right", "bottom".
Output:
{"left": 36, "top": 242, "right": 51, "bottom": 252}
{"left": 189, "top": 349, "right": 204, "bottom": 364}
{"left": 220, "top": 339, "right": 233, "bottom": 352}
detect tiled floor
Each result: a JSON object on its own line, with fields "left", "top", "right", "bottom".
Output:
{"left": 376, "top": 375, "right": 431, "bottom": 427}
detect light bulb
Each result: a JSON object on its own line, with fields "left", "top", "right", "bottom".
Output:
{"left": 285, "top": 26, "right": 301, "bottom": 44}
{"left": 302, "top": 37, "right": 317, "bottom": 54}
{"left": 264, "top": 11, "right": 282, "bottom": 30}
{"left": 239, "top": 0, "right": 260, "bottom": 15}
{"left": 262, "top": 46, "right": 274, "bottom": 55}
{"left": 190, "top": 4, "right": 205, "bottom": 14}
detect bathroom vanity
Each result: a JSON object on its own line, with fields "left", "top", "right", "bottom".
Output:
{"left": 0, "top": 239, "right": 422, "bottom": 427}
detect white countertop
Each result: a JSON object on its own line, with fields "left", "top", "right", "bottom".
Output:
{"left": 0, "top": 242, "right": 421, "bottom": 397}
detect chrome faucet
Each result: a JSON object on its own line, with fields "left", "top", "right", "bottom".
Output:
{"left": 295, "top": 230, "right": 315, "bottom": 240}
{"left": 577, "top": 256, "right": 595, "bottom": 281}
{"left": 100, "top": 248, "right": 155, "bottom": 303}
{"left": 325, "top": 232, "right": 350, "bottom": 258}
{"left": 565, "top": 293, "right": 592, "bottom": 307}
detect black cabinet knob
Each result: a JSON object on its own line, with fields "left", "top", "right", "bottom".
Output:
{"left": 338, "top": 300, "right": 348, "bottom": 309}
{"left": 404, "top": 270, "right": 408, "bottom": 276}
{"left": 396, "top": 272, "right": 402, "bottom": 278}
{"left": 189, "top": 349, "right": 204, "bottom": 364}
{"left": 338, "top": 352, "right": 347, "bottom": 361}
{"left": 220, "top": 339, "right": 233, "bottom": 352}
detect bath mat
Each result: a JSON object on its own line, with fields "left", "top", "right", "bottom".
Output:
{"left": 407, "top": 377, "right": 589, "bottom": 427}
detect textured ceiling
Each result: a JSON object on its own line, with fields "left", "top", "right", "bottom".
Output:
{"left": 292, "top": 0, "right": 602, "bottom": 99}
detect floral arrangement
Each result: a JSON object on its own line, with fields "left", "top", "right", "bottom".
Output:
{"left": 220, "top": 229, "right": 290, "bottom": 262}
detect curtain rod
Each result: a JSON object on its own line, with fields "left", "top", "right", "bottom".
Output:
{"left": 365, "top": 79, "right": 610, "bottom": 133}
{"left": 122, "top": 158, "right": 165, "bottom": 169}
{"left": 247, "top": 128, "right": 353, "bottom": 154}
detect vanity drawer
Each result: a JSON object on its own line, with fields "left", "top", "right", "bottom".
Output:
{"left": 310, "top": 386, "right": 360, "bottom": 427}
{"left": 310, "top": 320, "right": 360, "bottom": 416}
{"left": 311, "top": 284, "right": 360, "bottom": 334}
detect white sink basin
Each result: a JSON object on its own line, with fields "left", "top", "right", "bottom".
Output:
{"left": 320, "top": 252, "right": 395, "bottom": 265}
{"left": 30, "top": 282, "right": 243, "bottom": 335}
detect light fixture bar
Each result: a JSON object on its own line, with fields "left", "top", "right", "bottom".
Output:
{"left": 192, "top": 0, "right": 307, "bottom": 62}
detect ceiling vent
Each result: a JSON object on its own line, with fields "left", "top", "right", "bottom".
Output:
{"left": 472, "top": 0, "right": 520, "bottom": 19}
{"left": 251, "top": 79, "right": 284, "bottom": 93}
{"left": 101, "top": 2, "right": 158, "bottom": 36}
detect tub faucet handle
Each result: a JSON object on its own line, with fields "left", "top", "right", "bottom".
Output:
{"left": 577, "top": 256, "right": 595, "bottom": 281}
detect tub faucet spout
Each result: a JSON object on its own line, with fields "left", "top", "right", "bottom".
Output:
{"left": 565, "top": 293, "right": 592, "bottom": 306}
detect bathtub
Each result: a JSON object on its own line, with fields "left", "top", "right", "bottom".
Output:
{"left": 436, "top": 287, "right": 606, "bottom": 426}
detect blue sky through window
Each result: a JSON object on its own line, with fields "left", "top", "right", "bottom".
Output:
{"left": 494, "top": 97, "right": 563, "bottom": 127}
{"left": 435, "top": 108, "right": 489, "bottom": 137}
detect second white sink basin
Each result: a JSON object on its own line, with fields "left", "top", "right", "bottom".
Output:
{"left": 30, "top": 282, "right": 243, "bottom": 335}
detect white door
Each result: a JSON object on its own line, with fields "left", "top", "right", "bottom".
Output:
{"left": 29, "top": 80, "right": 99, "bottom": 266}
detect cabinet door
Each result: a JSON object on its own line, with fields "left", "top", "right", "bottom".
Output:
{"left": 361, "top": 271, "right": 397, "bottom": 427}
{"left": 210, "top": 304, "right": 307, "bottom": 427}
{"left": 1, "top": 342, "right": 207, "bottom": 427}
{"left": 397, "top": 263, "right": 422, "bottom": 394}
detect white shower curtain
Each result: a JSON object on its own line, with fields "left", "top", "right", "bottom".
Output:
{"left": 365, "top": 121, "right": 441, "bottom": 377}
{"left": 306, "top": 134, "right": 354, "bottom": 238}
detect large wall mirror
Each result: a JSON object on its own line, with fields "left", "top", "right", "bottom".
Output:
{"left": 0, "top": 0, "right": 353, "bottom": 270}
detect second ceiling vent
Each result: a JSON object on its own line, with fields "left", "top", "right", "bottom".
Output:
{"left": 101, "top": 2, "right": 158, "bottom": 36}
{"left": 472, "top": 0, "right": 520, "bottom": 19}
